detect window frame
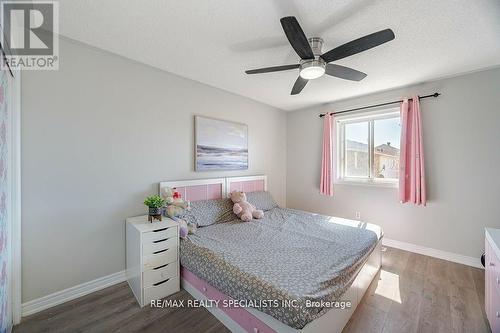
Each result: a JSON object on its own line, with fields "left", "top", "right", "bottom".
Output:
{"left": 335, "top": 107, "right": 400, "bottom": 188}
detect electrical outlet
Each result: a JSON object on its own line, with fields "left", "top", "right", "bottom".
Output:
{"left": 355, "top": 212, "right": 361, "bottom": 220}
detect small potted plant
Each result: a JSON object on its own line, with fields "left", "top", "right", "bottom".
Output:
{"left": 144, "top": 195, "right": 165, "bottom": 222}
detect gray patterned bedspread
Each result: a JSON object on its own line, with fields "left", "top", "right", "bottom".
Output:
{"left": 180, "top": 207, "right": 381, "bottom": 329}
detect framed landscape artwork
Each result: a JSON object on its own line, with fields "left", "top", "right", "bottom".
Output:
{"left": 195, "top": 116, "right": 248, "bottom": 171}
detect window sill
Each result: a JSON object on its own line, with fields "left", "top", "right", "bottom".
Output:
{"left": 334, "top": 178, "right": 398, "bottom": 188}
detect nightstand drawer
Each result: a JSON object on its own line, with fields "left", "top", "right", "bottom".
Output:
{"left": 143, "top": 247, "right": 177, "bottom": 271}
{"left": 143, "top": 237, "right": 177, "bottom": 256}
{"left": 143, "top": 276, "right": 180, "bottom": 304}
{"left": 143, "top": 262, "right": 177, "bottom": 287}
{"left": 143, "top": 226, "right": 177, "bottom": 243}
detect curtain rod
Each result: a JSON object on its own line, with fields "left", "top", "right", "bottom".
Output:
{"left": 318, "top": 92, "right": 441, "bottom": 118}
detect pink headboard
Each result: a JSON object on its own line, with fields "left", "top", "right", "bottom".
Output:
{"left": 159, "top": 175, "right": 267, "bottom": 202}
{"left": 226, "top": 177, "right": 266, "bottom": 194}
{"left": 159, "top": 178, "right": 225, "bottom": 202}
{"left": 226, "top": 175, "right": 267, "bottom": 196}
{"left": 175, "top": 184, "right": 223, "bottom": 201}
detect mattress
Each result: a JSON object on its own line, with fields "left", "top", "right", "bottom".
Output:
{"left": 180, "top": 207, "right": 381, "bottom": 329}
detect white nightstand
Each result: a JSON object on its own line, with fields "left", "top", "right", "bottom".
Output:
{"left": 126, "top": 215, "right": 180, "bottom": 307}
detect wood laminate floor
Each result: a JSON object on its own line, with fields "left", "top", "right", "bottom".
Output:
{"left": 14, "top": 247, "right": 489, "bottom": 333}
{"left": 343, "top": 247, "right": 489, "bottom": 333}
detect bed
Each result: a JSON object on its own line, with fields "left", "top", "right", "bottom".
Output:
{"left": 159, "top": 176, "right": 382, "bottom": 333}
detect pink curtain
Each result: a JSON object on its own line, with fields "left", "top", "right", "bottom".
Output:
{"left": 399, "top": 96, "right": 426, "bottom": 205}
{"left": 320, "top": 112, "right": 334, "bottom": 196}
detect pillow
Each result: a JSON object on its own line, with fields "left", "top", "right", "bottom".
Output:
{"left": 245, "top": 191, "right": 278, "bottom": 211}
{"left": 181, "top": 198, "right": 235, "bottom": 227}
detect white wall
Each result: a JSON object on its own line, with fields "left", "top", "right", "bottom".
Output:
{"left": 21, "top": 38, "right": 287, "bottom": 302}
{"left": 287, "top": 67, "right": 500, "bottom": 260}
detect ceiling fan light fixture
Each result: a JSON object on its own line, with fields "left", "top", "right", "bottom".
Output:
{"left": 299, "top": 66, "right": 325, "bottom": 80}
{"left": 299, "top": 58, "right": 325, "bottom": 80}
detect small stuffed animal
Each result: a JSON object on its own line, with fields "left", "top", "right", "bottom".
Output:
{"left": 161, "top": 187, "right": 190, "bottom": 218}
{"left": 230, "top": 191, "right": 264, "bottom": 222}
{"left": 187, "top": 222, "right": 197, "bottom": 234}
{"left": 174, "top": 218, "right": 197, "bottom": 239}
{"left": 178, "top": 219, "right": 189, "bottom": 238}
{"left": 161, "top": 187, "right": 175, "bottom": 205}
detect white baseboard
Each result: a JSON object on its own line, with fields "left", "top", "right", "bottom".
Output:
{"left": 382, "top": 238, "right": 482, "bottom": 269}
{"left": 21, "top": 270, "right": 126, "bottom": 317}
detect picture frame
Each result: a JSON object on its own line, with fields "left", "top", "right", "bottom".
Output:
{"left": 194, "top": 116, "right": 248, "bottom": 171}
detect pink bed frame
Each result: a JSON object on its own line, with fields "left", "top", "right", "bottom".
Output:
{"left": 158, "top": 175, "right": 382, "bottom": 333}
{"left": 182, "top": 267, "right": 276, "bottom": 333}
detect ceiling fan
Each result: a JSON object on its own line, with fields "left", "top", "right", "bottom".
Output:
{"left": 245, "top": 16, "right": 395, "bottom": 95}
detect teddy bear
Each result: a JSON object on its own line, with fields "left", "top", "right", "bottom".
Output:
{"left": 230, "top": 191, "right": 264, "bottom": 222}
{"left": 176, "top": 219, "right": 197, "bottom": 238}
{"left": 161, "top": 187, "right": 190, "bottom": 218}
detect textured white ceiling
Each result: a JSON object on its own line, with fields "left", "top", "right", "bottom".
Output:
{"left": 58, "top": 0, "right": 500, "bottom": 111}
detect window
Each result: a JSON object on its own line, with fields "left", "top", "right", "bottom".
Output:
{"left": 336, "top": 108, "right": 400, "bottom": 186}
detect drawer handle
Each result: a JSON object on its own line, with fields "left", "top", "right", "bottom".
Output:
{"left": 497, "top": 311, "right": 500, "bottom": 318}
{"left": 153, "top": 238, "right": 169, "bottom": 244}
{"left": 153, "top": 263, "right": 168, "bottom": 270}
{"left": 497, "top": 277, "right": 500, "bottom": 285}
{"left": 490, "top": 262, "right": 495, "bottom": 266}
{"left": 153, "top": 249, "right": 168, "bottom": 255}
{"left": 153, "top": 278, "right": 170, "bottom": 286}
{"left": 153, "top": 228, "right": 168, "bottom": 232}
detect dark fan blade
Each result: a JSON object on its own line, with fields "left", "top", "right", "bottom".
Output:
{"left": 245, "top": 64, "right": 299, "bottom": 74}
{"left": 280, "top": 16, "right": 314, "bottom": 60}
{"left": 291, "top": 76, "right": 308, "bottom": 95}
{"left": 325, "top": 64, "right": 367, "bottom": 81}
{"left": 320, "top": 29, "right": 395, "bottom": 63}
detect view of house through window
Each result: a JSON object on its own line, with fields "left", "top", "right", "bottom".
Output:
{"left": 373, "top": 117, "right": 400, "bottom": 179}
{"left": 337, "top": 109, "right": 400, "bottom": 184}
{"left": 344, "top": 122, "right": 369, "bottom": 178}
